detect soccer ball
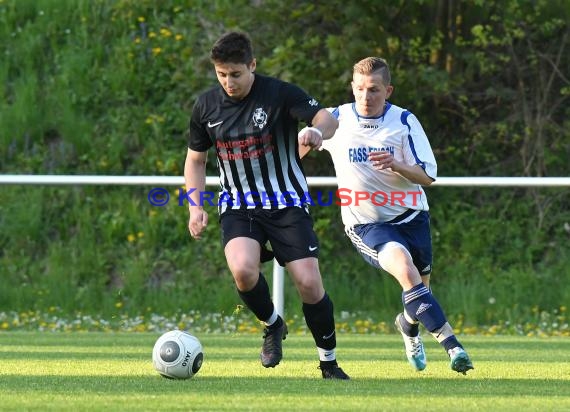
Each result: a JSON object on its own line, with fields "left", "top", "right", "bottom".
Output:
{"left": 152, "top": 330, "right": 204, "bottom": 379}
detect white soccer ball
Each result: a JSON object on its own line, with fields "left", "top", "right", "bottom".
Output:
{"left": 152, "top": 330, "right": 204, "bottom": 379}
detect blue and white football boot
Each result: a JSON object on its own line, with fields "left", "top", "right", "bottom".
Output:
{"left": 395, "top": 313, "right": 427, "bottom": 371}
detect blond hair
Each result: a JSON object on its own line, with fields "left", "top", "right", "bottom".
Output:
{"left": 353, "top": 57, "right": 391, "bottom": 85}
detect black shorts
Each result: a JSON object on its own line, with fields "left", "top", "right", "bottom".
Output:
{"left": 220, "top": 207, "right": 319, "bottom": 266}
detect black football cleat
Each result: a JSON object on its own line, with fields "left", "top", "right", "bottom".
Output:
{"left": 260, "top": 319, "right": 288, "bottom": 368}
{"left": 319, "top": 364, "right": 350, "bottom": 380}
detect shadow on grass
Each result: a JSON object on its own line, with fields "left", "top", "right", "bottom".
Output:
{"left": 1, "top": 374, "right": 569, "bottom": 398}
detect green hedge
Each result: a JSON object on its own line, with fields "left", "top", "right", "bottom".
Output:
{"left": 1, "top": 0, "right": 568, "bottom": 326}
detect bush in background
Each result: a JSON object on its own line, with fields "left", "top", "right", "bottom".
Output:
{"left": 1, "top": 0, "right": 568, "bottom": 327}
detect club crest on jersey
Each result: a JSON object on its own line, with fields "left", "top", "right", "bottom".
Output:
{"left": 252, "top": 107, "right": 268, "bottom": 129}
{"left": 308, "top": 98, "right": 318, "bottom": 107}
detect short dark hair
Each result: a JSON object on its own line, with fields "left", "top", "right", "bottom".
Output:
{"left": 210, "top": 31, "right": 254, "bottom": 65}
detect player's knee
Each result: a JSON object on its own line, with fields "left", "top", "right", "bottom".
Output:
{"left": 377, "top": 242, "right": 412, "bottom": 266}
{"left": 233, "top": 271, "right": 259, "bottom": 291}
{"left": 378, "top": 244, "right": 420, "bottom": 285}
{"left": 228, "top": 259, "right": 259, "bottom": 289}
{"left": 397, "top": 268, "right": 423, "bottom": 289}
{"left": 295, "top": 276, "right": 324, "bottom": 303}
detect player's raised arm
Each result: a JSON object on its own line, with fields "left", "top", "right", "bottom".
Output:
{"left": 310, "top": 108, "right": 338, "bottom": 140}
{"left": 368, "top": 151, "right": 435, "bottom": 186}
{"left": 298, "top": 108, "right": 338, "bottom": 153}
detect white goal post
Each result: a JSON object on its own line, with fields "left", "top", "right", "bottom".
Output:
{"left": 2, "top": 174, "right": 569, "bottom": 316}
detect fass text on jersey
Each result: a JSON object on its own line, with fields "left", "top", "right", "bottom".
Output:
{"left": 348, "top": 146, "right": 394, "bottom": 163}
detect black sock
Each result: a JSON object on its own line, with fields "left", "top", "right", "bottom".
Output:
{"left": 320, "top": 360, "right": 338, "bottom": 369}
{"left": 267, "top": 315, "right": 283, "bottom": 330}
{"left": 236, "top": 273, "right": 274, "bottom": 322}
{"left": 303, "top": 293, "right": 336, "bottom": 351}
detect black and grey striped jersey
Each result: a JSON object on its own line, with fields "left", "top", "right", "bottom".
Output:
{"left": 188, "top": 74, "right": 322, "bottom": 214}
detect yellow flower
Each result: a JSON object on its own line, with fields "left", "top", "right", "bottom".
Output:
{"left": 146, "top": 114, "right": 165, "bottom": 124}
{"left": 137, "top": 16, "right": 145, "bottom": 22}
{"left": 115, "top": 302, "right": 123, "bottom": 308}
{"left": 151, "top": 47, "right": 162, "bottom": 55}
{"left": 137, "top": 231, "right": 144, "bottom": 238}
{"left": 148, "top": 32, "right": 156, "bottom": 38}
{"left": 134, "top": 37, "right": 141, "bottom": 44}
{"left": 127, "top": 233, "right": 136, "bottom": 242}
{"left": 160, "top": 28, "right": 172, "bottom": 37}
{"left": 1, "top": 322, "right": 8, "bottom": 330}
{"left": 175, "top": 34, "right": 183, "bottom": 41}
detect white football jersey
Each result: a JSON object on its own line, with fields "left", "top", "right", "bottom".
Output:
{"left": 321, "top": 102, "right": 437, "bottom": 226}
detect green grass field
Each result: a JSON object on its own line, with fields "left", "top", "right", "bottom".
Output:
{"left": 1, "top": 332, "right": 569, "bottom": 411}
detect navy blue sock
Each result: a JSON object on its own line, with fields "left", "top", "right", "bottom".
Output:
{"left": 397, "top": 314, "right": 420, "bottom": 337}
{"left": 237, "top": 273, "right": 274, "bottom": 322}
{"left": 441, "top": 336, "right": 462, "bottom": 352}
{"left": 402, "top": 284, "right": 447, "bottom": 332}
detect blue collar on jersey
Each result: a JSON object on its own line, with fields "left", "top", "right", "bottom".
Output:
{"left": 351, "top": 101, "right": 392, "bottom": 121}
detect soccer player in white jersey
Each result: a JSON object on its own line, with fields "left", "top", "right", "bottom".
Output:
{"left": 301, "top": 57, "right": 473, "bottom": 374}
{"left": 184, "top": 31, "right": 349, "bottom": 379}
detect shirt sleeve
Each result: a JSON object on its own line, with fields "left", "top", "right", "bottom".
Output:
{"left": 283, "top": 82, "right": 322, "bottom": 125}
{"left": 187, "top": 98, "right": 213, "bottom": 152}
{"left": 401, "top": 112, "right": 437, "bottom": 180}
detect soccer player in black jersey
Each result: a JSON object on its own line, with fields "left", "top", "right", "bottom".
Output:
{"left": 184, "top": 31, "right": 349, "bottom": 379}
